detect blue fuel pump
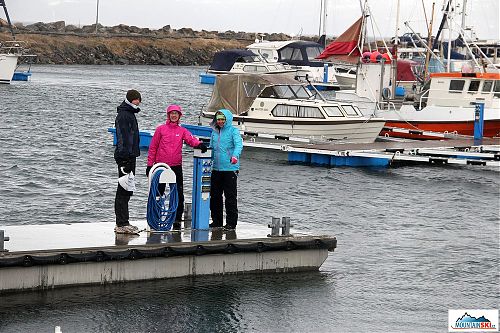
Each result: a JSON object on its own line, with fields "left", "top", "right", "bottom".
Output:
{"left": 191, "top": 148, "right": 212, "bottom": 241}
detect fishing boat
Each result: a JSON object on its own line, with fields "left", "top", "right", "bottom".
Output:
{"left": 0, "top": 40, "right": 20, "bottom": 84}
{"left": 378, "top": 72, "right": 500, "bottom": 137}
{"left": 199, "top": 73, "right": 385, "bottom": 143}
{"left": 199, "top": 49, "right": 295, "bottom": 84}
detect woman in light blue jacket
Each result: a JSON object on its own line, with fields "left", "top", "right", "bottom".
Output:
{"left": 209, "top": 109, "right": 243, "bottom": 230}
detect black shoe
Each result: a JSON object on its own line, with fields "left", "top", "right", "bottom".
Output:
{"left": 223, "top": 224, "right": 236, "bottom": 230}
{"left": 173, "top": 222, "right": 181, "bottom": 230}
{"left": 209, "top": 223, "right": 222, "bottom": 228}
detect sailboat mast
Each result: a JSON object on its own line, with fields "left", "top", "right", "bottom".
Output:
{"left": 391, "top": 0, "right": 401, "bottom": 98}
{"left": 424, "top": 2, "right": 436, "bottom": 80}
{"left": 0, "top": 0, "right": 15, "bottom": 39}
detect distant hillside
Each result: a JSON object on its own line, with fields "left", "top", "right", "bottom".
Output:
{"left": 0, "top": 21, "right": 304, "bottom": 65}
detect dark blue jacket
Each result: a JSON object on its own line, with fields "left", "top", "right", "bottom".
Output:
{"left": 114, "top": 100, "right": 140, "bottom": 162}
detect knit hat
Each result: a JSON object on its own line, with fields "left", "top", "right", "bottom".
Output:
{"left": 126, "top": 89, "right": 141, "bottom": 103}
{"left": 216, "top": 113, "right": 226, "bottom": 120}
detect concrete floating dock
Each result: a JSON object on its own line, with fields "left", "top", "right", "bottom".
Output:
{"left": 284, "top": 138, "right": 500, "bottom": 167}
{"left": 0, "top": 221, "right": 336, "bottom": 293}
{"left": 108, "top": 127, "right": 500, "bottom": 169}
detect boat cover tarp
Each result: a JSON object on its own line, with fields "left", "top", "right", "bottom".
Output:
{"left": 317, "top": 16, "right": 363, "bottom": 63}
{"left": 207, "top": 74, "right": 300, "bottom": 115}
{"left": 209, "top": 49, "right": 258, "bottom": 71}
{"left": 277, "top": 41, "right": 325, "bottom": 67}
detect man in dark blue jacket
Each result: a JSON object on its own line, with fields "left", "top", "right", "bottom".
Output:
{"left": 114, "top": 89, "right": 142, "bottom": 234}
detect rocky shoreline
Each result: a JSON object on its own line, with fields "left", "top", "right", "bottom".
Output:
{"left": 0, "top": 21, "right": 307, "bottom": 66}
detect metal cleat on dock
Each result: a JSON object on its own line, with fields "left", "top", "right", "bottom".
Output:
{"left": 0, "top": 230, "right": 9, "bottom": 253}
{"left": 268, "top": 217, "right": 293, "bottom": 237}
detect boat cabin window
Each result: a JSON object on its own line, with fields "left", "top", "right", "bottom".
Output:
{"left": 341, "top": 105, "right": 360, "bottom": 117}
{"left": 449, "top": 80, "right": 465, "bottom": 92}
{"left": 468, "top": 80, "right": 480, "bottom": 93}
{"left": 305, "top": 46, "right": 322, "bottom": 60}
{"left": 268, "top": 65, "right": 277, "bottom": 71}
{"left": 482, "top": 80, "right": 493, "bottom": 93}
{"left": 260, "top": 87, "right": 278, "bottom": 98}
{"left": 257, "top": 49, "right": 274, "bottom": 61}
{"left": 323, "top": 106, "right": 344, "bottom": 117}
{"left": 272, "top": 85, "right": 311, "bottom": 99}
{"left": 280, "top": 47, "right": 303, "bottom": 61}
{"left": 290, "top": 85, "right": 311, "bottom": 99}
{"left": 243, "top": 82, "right": 267, "bottom": 98}
{"left": 243, "top": 65, "right": 269, "bottom": 73}
{"left": 272, "top": 105, "right": 324, "bottom": 118}
{"left": 494, "top": 81, "right": 500, "bottom": 98}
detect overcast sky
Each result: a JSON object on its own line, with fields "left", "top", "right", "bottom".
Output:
{"left": 4, "top": 0, "right": 499, "bottom": 40}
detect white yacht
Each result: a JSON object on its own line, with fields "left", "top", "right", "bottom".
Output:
{"left": 0, "top": 41, "right": 20, "bottom": 84}
{"left": 246, "top": 40, "right": 339, "bottom": 90}
{"left": 200, "top": 49, "right": 295, "bottom": 84}
{"left": 200, "top": 74, "right": 385, "bottom": 143}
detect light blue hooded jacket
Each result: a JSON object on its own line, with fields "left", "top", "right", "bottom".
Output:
{"left": 209, "top": 109, "right": 243, "bottom": 171}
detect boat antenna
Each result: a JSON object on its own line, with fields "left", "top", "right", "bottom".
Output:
{"left": 0, "top": 0, "right": 16, "bottom": 39}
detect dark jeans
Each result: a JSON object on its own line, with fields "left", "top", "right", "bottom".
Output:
{"left": 114, "top": 159, "right": 136, "bottom": 227}
{"left": 210, "top": 170, "right": 238, "bottom": 227}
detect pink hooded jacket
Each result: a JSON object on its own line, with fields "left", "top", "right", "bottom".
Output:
{"left": 147, "top": 105, "right": 201, "bottom": 167}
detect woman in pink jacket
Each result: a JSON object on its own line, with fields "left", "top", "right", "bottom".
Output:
{"left": 146, "top": 104, "right": 207, "bottom": 229}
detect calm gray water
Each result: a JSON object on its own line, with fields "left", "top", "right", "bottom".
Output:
{"left": 0, "top": 65, "right": 498, "bottom": 333}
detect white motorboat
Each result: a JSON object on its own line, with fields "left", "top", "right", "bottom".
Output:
{"left": 0, "top": 41, "right": 20, "bottom": 84}
{"left": 200, "top": 49, "right": 295, "bottom": 84}
{"left": 200, "top": 74, "right": 385, "bottom": 143}
{"left": 246, "top": 40, "right": 339, "bottom": 90}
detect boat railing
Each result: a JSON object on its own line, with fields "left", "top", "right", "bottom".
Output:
{"left": 0, "top": 40, "right": 26, "bottom": 56}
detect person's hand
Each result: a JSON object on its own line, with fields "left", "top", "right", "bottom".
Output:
{"left": 119, "top": 159, "right": 132, "bottom": 174}
{"left": 230, "top": 156, "right": 238, "bottom": 164}
{"left": 146, "top": 165, "right": 152, "bottom": 177}
{"left": 197, "top": 142, "right": 208, "bottom": 153}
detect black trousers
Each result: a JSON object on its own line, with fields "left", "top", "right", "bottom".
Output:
{"left": 210, "top": 170, "right": 238, "bottom": 227}
{"left": 114, "top": 159, "right": 136, "bottom": 227}
{"left": 170, "top": 165, "right": 184, "bottom": 222}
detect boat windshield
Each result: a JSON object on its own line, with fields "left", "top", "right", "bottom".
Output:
{"left": 270, "top": 85, "right": 312, "bottom": 99}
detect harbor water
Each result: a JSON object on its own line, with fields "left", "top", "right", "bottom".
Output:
{"left": 0, "top": 65, "right": 498, "bottom": 333}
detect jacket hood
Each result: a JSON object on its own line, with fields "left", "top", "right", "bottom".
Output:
{"left": 117, "top": 100, "right": 140, "bottom": 114}
{"left": 210, "top": 109, "right": 233, "bottom": 128}
{"left": 166, "top": 104, "right": 183, "bottom": 124}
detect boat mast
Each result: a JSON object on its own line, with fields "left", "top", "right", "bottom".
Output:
{"left": 424, "top": 2, "right": 436, "bottom": 80}
{"left": 0, "top": 0, "right": 15, "bottom": 39}
{"left": 95, "top": 0, "right": 99, "bottom": 34}
{"left": 318, "top": 0, "right": 327, "bottom": 48}
{"left": 391, "top": 0, "right": 401, "bottom": 98}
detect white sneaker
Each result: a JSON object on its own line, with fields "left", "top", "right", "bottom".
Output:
{"left": 114, "top": 225, "right": 139, "bottom": 234}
